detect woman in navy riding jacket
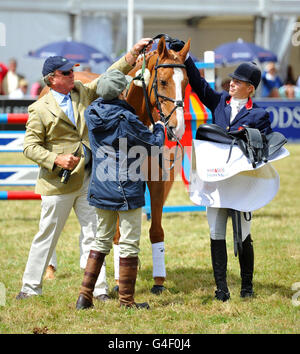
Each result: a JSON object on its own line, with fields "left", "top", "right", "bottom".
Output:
{"left": 76, "top": 69, "right": 165, "bottom": 310}
{"left": 170, "top": 39, "right": 272, "bottom": 301}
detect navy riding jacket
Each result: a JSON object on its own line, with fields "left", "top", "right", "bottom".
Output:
{"left": 84, "top": 98, "right": 165, "bottom": 211}
{"left": 185, "top": 57, "right": 272, "bottom": 135}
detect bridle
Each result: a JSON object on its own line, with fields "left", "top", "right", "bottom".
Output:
{"left": 132, "top": 35, "right": 187, "bottom": 170}
{"left": 151, "top": 59, "right": 186, "bottom": 129}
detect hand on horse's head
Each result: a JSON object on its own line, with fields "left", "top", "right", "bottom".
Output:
{"left": 126, "top": 38, "right": 153, "bottom": 66}
{"left": 131, "top": 38, "right": 153, "bottom": 56}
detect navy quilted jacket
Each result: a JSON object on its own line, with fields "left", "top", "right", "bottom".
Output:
{"left": 84, "top": 98, "right": 165, "bottom": 210}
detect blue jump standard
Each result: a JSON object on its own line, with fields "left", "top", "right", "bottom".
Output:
{"left": 0, "top": 191, "right": 8, "bottom": 200}
{"left": 0, "top": 114, "right": 9, "bottom": 123}
{"left": 143, "top": 205, "right": 206, "bottom": 220}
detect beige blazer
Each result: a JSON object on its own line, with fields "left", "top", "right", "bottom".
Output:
{"left": 24, "top": 56, "right": 133, "bottom": 196}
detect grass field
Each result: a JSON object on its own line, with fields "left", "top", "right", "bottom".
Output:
{"left": 0, "top": 144, "right": 299, "bottom": 334}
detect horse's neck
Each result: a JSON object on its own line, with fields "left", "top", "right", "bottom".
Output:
{"left": 74, "top": 71, "right": 99, "bottom": 84}
{"left": 126, "top": 53, "right": 158, "bottom": 127}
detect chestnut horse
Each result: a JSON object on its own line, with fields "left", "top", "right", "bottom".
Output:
{"left": 40, "top": 37, "right": 190, "bottom": 293}
{"left": 123, "top": 37, "right": 190, "bottom": 293}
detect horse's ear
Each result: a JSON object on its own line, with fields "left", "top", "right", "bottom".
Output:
{"left": 157, "top": 37, "right": 169, "bottom": 59}
{"left": 178, "top": 39, "right": 191, "bottom": 61}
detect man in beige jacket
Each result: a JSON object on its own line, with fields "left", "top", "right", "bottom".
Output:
{"left": 16, "top": 38, "right": 152, "bottom": 300}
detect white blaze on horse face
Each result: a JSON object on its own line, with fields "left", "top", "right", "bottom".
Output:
{"left": 172, "top": 67, "right": 185, "bottom": 140}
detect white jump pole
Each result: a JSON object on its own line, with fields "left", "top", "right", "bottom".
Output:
{"left": 127, "top": 0, "right": 134, "bottom": 51}
{"left": 204, "top": 51, "right": 215, "bottom": 89}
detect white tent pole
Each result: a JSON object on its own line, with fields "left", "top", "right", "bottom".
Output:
{"left": 204, "top": 51, "right": 215, "bottom": 89}
{"left": 127, "top": 0, "right": 134, "bottom": 51}
{"left": 135, "top": 14, "right": 143, "bottom": 44}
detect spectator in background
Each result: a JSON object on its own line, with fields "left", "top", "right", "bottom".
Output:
{"left": 9, "top": 79, "right": 29, "bottom": 99}
{"left": 220, "top": 78, "right": 231, "bottom": 93}
{"left": 81, "top": 65, "right": 92, "bottom": 73}
{"left": 214, "top": 68, "right": 223, "bottom": 92}
{"left": 261, "top": 62, "right": 283, "bottom": 98}
{"left": 296, "top": 75, "right": 300, "bottom": 88}
{"left": 30, "top": 80, "right": 44, "bottom": 99}
{"left": 3, "top": 58, "right": 24, "bottom": 95}
{"left": 0, "top": 62, "right": 8, "bottom": 95}
{"left": 279, "top": 78, "right": 300, "bottom": 99}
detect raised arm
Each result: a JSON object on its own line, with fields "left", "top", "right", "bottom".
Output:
{"left": 185, "top": 57, "right": 222, "bottom": 112}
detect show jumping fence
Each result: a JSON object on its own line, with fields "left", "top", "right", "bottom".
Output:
{"left": 0, "top": 113, "right": 41, "bottom": 200}
{"left": 0, "top": 52, "right": 215, "bottom": 216}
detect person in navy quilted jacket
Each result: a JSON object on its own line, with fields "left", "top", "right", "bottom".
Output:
{"left": 76, "top": 69, "right": 165, "bottom": 310}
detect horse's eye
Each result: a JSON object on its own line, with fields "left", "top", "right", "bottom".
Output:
{"left": 160, "top": 80, "right": 167, "bottom": 87}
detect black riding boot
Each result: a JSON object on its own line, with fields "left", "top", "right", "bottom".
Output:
{"left": 238, "top": 234, "right": 254, "bottom": 298}
{"left": 210, "top": 239, "right": 230, "bottom": 302}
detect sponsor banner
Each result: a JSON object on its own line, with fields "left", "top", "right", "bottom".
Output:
{"left": 0, "top": 131, "right": 24, "bottom": 152}
{"left": 0, "top": 165, "right": 38, "bottom": 186}
{"left": 254, "top": 99, "right": 300, "bottom": 142}
{"left": 0, "top": 98, "right": 34, "bottom": 114}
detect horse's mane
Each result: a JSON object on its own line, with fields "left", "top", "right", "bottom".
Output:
{"left": 128, "top": 50, "right": 158, "bottom": 75}
{"left": 137, "top": 49, "right": 158, "bottom": 63}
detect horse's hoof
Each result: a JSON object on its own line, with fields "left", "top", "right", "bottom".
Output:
{"left": 150, "top": 285, "right": 165, "bottom": 295}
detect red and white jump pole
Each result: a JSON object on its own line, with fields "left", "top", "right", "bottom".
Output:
{"left": 0, "top": 113, "right": 28, "bottom": 124}
{"left": 0, "top": 191, "right": 41, "bottom": 200}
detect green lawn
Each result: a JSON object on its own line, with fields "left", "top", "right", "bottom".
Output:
{"left": 0, "top": 144, "right": 299, "bottom": 334}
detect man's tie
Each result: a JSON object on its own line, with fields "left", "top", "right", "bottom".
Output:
{"left": 65, "top": 94, "right": 76, "bottom": 126}
{"left": 64, "top": 94, "right": 92, "bottom": 165}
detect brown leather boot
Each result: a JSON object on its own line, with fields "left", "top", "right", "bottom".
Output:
{"left": 76, "top": 250, "right": 106, "bottom": 310}
{"left": 119, "top": 257, "right": 149, "bottom": 309}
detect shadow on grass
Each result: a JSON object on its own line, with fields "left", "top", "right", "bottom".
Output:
{"left": 3, "top": 216, "right": 39, "bottom": 222}
{"left": 254, "top": 212, "right": 287, "bottom": 219}
{"left": 137, "top": 266, "right": 292, "bottom": 300}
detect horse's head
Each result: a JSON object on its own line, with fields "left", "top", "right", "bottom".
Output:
{"left": 127, "top": 37, "right": 190, "bottom": 141}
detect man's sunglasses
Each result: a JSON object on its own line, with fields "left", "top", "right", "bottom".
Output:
{"left": 61, "top": 69, "right": 73, "bottom": 76}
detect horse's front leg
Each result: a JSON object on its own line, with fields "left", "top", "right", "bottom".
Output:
{"left": 147, "top": 179, "right": 166, "bottom": 294}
